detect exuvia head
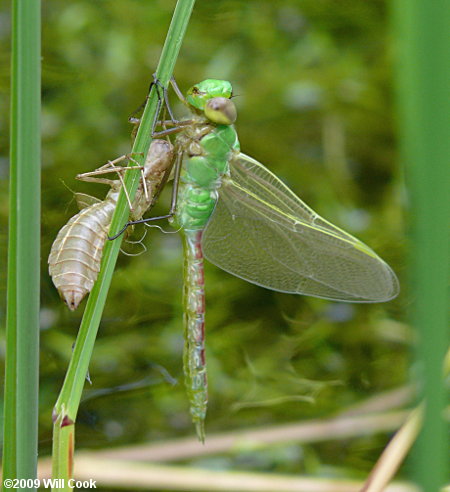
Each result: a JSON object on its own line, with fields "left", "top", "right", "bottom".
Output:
{"left": 186, "top": 79, "right": 237, "bottom": 125}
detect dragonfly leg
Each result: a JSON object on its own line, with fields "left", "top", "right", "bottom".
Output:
{"left": 136, "top": 75, "right": 194, "bottom": 137}
{"left": 76, "top": 154, "right": 127, "bottom": 180}
{"left": 77, "top": 167, "right": 142, "bottom": 211}
{"left": 108, "top": 213, "right": 175, "bottom": 241}
{"left": 76, "top": 175, "right": 117, "bottom": 187}
{"left": 150, "top": 76, "right": 179, "bottom": 124}
{"left": 150, "top": 74, "right": 182, "bottom": 125}
{"left": 77, "top": 161, "right": 147, "bottom": 212}
{"left": 129, "top": 74, "right": 163, "bottom": 123}
{"left": 108, "top": 150, "right": 183, "bottom": 240}
{"left": 113, "top": 166, "right": 134, "bottom": 211}
{"left": 107, "top": 152, "right": 144, "bottom": 165}
{"left": 76, "top": 153, "right": 144, "bottom": 180}
{"left": 168, "top": 150, "right": 183, "bottom": 213}
{"left": 152, "top": 126, "right": 185, "bottom": 138}
{"left": 151, "top": 120, "right": 194, "bottom": 138}
{"left": 130, "top": 74, "right": 181, "bottom": 136}
{"left": 140, "top": 164, "right": 149, "bottom": 202}
{"left": 76, "top": 165, "right": 143, "bottom": 180}
{"left": 149, "top": 77, "right": 191, "bottom": 136}
{"left": 140, "top": 77, "right": 176, "bottom": 137}
{"left": 151, "top": 85, "right": 164, "bottom": 136}
{"left": 129, "top": 75, "right": 165, "bottom": 137}
{"left": 77, "top": 174, "right": 135, "bottom": 211}
{"left": 104, "top": 155, "right": 151, "bottom": 212}
{"left": 170, "top": 76, "right": 188, "bottom": 105}
{"left": 132, "top": 110, "right": 193, "bottom": 138}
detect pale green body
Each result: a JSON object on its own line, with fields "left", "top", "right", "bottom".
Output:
{"left": 167, "top": 79, "right": 398, "bottom": 440}
{"left": 172, "top": 82, "right": 240, "bottom": 439}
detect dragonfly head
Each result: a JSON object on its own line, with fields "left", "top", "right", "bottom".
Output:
{"left": 186, "top": 79, "right": 236, "bottom": 124}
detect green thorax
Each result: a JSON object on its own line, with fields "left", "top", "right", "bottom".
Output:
{"left": 176, "top": 118, "right": 240, "bottom": 231}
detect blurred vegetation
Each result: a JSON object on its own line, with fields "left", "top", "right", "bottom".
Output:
{"left": 0, "top": 0, "right": 408, "bottom": 487}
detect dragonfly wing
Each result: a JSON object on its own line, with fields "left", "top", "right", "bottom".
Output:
{"left": 202, "top": 153, "right": 399, "bottom": 302}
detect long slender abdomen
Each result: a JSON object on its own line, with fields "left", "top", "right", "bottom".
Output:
{"left": 182, "top": 229, "right": 207, "bottom": 441}
{"left": 48, "top": 200, "right": 116, "bottom": 310}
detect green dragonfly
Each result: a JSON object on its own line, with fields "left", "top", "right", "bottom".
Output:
{"left": 119, "top": 79, "right": 399, "bottom": 440}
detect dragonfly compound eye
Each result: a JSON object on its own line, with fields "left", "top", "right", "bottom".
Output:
{"left": 204, "top": 97, "right": 237, "bottom": 125}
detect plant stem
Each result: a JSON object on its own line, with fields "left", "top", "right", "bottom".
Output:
{"left": 3, "top": 1, "right": 41, "bottom": 489}
{"left": 393, "top": 0, "right": 450, "bottom": 489}
{"left": 51, "top": 0, "right": 196, "bottom": 486}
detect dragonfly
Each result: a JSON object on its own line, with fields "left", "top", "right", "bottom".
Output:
{"left": 49, "top": 139, "right": 174, "bottom": 310}
{"left": 116, "top": 79, "right": 399, "bottom": 441}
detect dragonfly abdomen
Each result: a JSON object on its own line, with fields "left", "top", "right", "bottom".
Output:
{"left": 182, "top": 229, "right": 208, "bottom": 441}
{"left": 177, "top": 185, "right": 217, "bottom": 229}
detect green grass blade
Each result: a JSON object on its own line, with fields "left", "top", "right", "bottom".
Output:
{"left": 3, "top": 0, "right": 41, "bottom": 487}
{"left": 393, "top": 0, "right": 450, "bottom": 489}
{"left": 52, "top": 0, "right": 196, "bottom": 483}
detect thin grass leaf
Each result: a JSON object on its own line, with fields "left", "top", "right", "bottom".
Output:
{"left": 393, "top": 0, "right": 450, "bottom": 489}
{"left": 3, "top": 0, "right": 41, "bottom": 487}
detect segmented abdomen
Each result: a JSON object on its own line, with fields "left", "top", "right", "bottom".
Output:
{"left": 182, "top": 229, "right": 207, "bottom": 442}
{"left": 48, "top": 195, "right": 117, "bottom": 310}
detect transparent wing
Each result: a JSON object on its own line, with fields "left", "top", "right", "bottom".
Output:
{"left": 202, "top": 153, "right": 399, "bottom": 302}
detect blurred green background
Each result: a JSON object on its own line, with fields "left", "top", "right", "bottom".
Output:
{"left": 1, "top": 0, "right": 407, "bottom": 485}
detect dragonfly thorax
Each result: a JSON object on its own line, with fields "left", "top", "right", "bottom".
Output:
{"left": 176, "top": 120, "right": 217, "bottom": 157}
{"left": 175, "top": 118, "right": 240, "bottom": 230}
